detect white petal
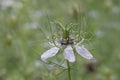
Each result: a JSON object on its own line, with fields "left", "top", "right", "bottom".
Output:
{"left": 75, "top": 45, "right": 93, "bottom": 59}
{"left": 64, "top": 45, "right": 75, "bottom": 62}
{"left": 41, "top": 47, "right": 59, "bottom": 61}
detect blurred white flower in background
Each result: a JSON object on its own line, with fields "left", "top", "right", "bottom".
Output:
{"left": 111, "top": 6, "right": 119, "bottom": 14}
{"left": 24, "top": 22, "right": 38, "bottom": 30}
{"left": 33, "top": 11, "right": 43, "bottom": 19}
{"left": 95, "top": 30, "right": 104, "bottom": 38}
{"left": 0, "top": 0, "right": 23, "bottom": 10}
{"left": 88, "top": 10, "right": 99, "bottom": 19}
{"left": 35, "top": 60, "right": 42, "bottom": 67}
{"left": 0, "top": 0, "right": 14, "bottom": 9}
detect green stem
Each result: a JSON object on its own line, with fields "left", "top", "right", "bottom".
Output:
{"left": 67, "top": 60, "right": 71, "bottom": 80}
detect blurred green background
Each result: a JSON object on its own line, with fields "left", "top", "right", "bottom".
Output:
{"left": 0, "top": 0, "right": 120, "bottom": 80}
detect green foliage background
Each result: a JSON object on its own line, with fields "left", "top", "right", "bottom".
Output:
{"left": 0, "top": 0, "right": 120, "bottom": 80}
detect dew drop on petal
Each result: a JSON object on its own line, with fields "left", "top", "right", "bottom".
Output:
{"left": 64, "top": 45, "right": 75, "bottom": 62}
{"left": 41, "top": 47, "right": 59, "bottom": 61}
{"left": 75, "top": 45, "right": 93, "bottom": 59}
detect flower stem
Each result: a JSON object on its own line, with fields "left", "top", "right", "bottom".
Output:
{"left": 67, "top": 60, "right": 71, "bottom": 80}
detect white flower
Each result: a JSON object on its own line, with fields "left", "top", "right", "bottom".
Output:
{"left": 41, "top": 43, "right": 93, "bottom": 62}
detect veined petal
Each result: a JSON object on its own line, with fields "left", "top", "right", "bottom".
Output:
{"left": 64, "top": 45, "right": 75, "bottom": 62}
{"left": 41, "top": 47, "right": 59, "bottom": 61}
{"left": 75, "top": 45, "right": 93, "bottom": 59}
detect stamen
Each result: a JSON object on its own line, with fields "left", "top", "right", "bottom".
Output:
{"left": 61, "top": 38, "right": 74, "bottom": 45}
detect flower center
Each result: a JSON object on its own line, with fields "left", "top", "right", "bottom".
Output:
{"left": 61, "top": 38, "right": 74, "bottom": 45}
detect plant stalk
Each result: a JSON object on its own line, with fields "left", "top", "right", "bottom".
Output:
{"left": 67, "top": 60, "right": 71, "bottom": 80}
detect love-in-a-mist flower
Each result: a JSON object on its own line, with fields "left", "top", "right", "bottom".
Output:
{"left": 41, "top": 22, "right": 93, "bottom": 62}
